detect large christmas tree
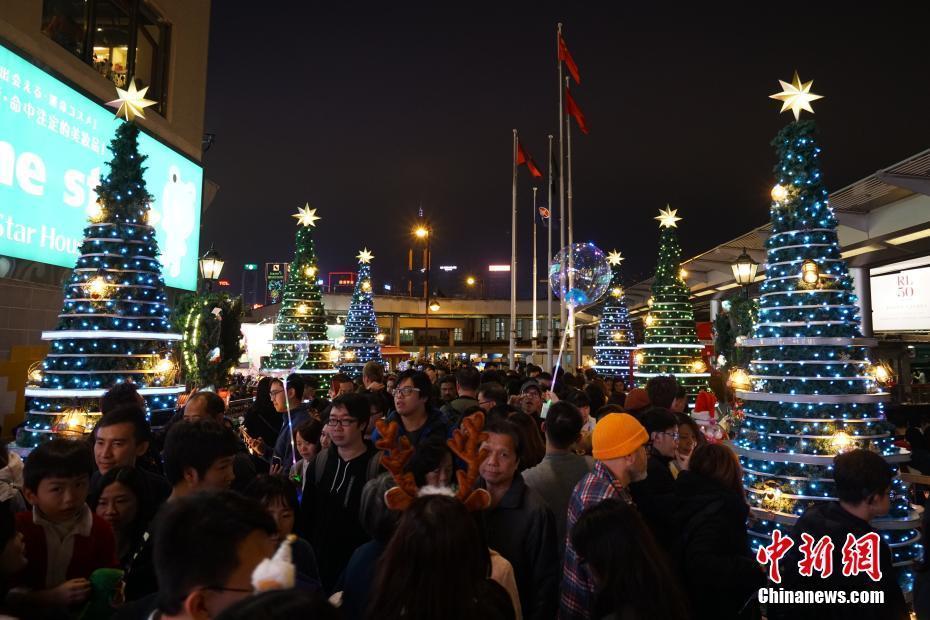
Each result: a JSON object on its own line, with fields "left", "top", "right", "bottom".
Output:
{"left": 733, "top": 73, "right": 919, "bottom": 588}
{"left": 263, "top": 205, "right": 335, "bottom": 391}
{"left": 593, "top": 250, "right": 636, "bottom": 382}
{"left": 633, "top": 207, "right": 709, "bottom": 403}
{"left": 19, "top": 122, "right": 184, "bottom": 449}
{"left": 339, "top": 248, "right": 383, "bottom": 380}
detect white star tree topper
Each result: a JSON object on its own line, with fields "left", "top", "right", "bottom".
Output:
{"left": 106, "top": 81, "right": 157, "bottom": 121}
{"left": 356, "top": 248, "right": 374, "bottom": 264}
{"left": 655, "top": 206, "right": 682, "bottom": 229}
{"left": 293, "top": 204, "right": 321, "bottom": 227}
{"left": 770, "top": 71, "right": 823, "bottom": 121}
{"left": 606, "top": 250, "right": 625, "bottom": 266}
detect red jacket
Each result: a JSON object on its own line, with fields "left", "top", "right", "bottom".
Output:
{"left": 14, "top": 509, "right": 117, "bottom": 589}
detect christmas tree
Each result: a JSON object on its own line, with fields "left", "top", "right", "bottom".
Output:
{"left": 19, "top": 122, "right": 184, "bottom": 449}
{"left": 733, "top": 73, "right": 919, "bottom": 588}
{"left": 633, "top": 207, "right": 709, "bottom": 403}
{"left": 339, "top": 248, "right": 383, "bottom": 379}
{"left": 593, "top": 250, "right": 636, "bottom": 382}
{"left": 263, "top": 205, "right": 336, "bottom": 391}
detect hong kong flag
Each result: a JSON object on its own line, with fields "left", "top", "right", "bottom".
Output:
{"left": 517, "top": 141, "right": 543, "bottom": 178}
{"left": 565, "top": 89, "right": 589, "bottom": 134}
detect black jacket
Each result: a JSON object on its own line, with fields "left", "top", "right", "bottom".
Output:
{"left": 673, "top": 470, "right": 765, "bottom": 620}
{"left": 769, "top": 501, "right": 908, "bottom": 620}
{"left": 481, "top": 474, "right": 559, "bottom": 620}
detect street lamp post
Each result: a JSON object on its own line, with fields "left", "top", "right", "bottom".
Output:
{"left": 414, "top": 225, "right": 432, "bottom": 359}
{"left": 199, "top": 245, "right": 225, "bottom": 293}
{"left": 731, "top": 247, "right": 759, "bottom": 298}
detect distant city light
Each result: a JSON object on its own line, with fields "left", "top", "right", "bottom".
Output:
{"left": 383, "top": 283, "right": 393, "bottom": 291}
{"left": 439, "top": 265, "right": 458, "bottom": 272}
{"left": 488, "top": 264, "right": 511, "bottom": 272}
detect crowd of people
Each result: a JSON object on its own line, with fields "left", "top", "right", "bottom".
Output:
{"left": 0, "top": 360, "right": 916, "bottom": 619}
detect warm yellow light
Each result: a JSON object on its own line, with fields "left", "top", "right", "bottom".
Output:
{"left": 376, "top": 333, "right": 386, "bottom": 343}
{"left": 868, "top": 361, "right": 894, "bottom": 386}
{"left": 691, "top": 359, "right": 708, "bottom": 373}
{"left": 155, "top": 358, "right": 176, "bottom": 374}
{"left": 466, "top": 276, "right": 476, "bottom": 286}
{"left": 644, "top": 314, "right": 655, "bottom": 327}
{"left": 679, "top": 268, "right": 688, "bottom": 279}
{"left": 414, "top": 226, "right": 429, "bottom": 239}
{"left": 145, "top": 207, "right": 161, "bottom": 226}
{"left": 612, "top": 332, "right": 623, "bottom": 341}
{"left": 429, "top": 300, "right": 441, "bottom": 312}
{"left": 361, "top": 280, "right": 372, "bottom": 292}
{"left": 296, "top": 303, "right": 309, "bottom": 315}
{"left": 771, "top": 184, "right": 789, "bottom": 203}
{"left": 634, "top": 352, "right": 645, "bottom": 365}
{"left": 328, "top": 350, "right": 341, "bottom": 362}
{"left": 344, "top": 350, "right": 356, "bottom": 361}
{"left": 800, "top": 259, "right": 820, "bottom": 285}
{"left": 728, "top": 368, "right": 752, "bottom": 390}
{"left": 647, "top": 297, "right": 654, "bottom": 307}
{"left": 831, "top": 431, "right": 853, "bottom": 454}
{"left": 87, "top": 201, "right": 105, "bottom": 222}
{"left": 611, "top": 286, "right": 623, "bottom": 298}
{"left": 770, "top": 71, "right": 823, "bottom": 121}
{"left": 304, "top": 266, "right": 317, "bottom": 278}
{"left": 585, "top": 358, "right": 597, "bottom": 368}
{"left": 84, "top": 276, "right": 110, "bottom": 298}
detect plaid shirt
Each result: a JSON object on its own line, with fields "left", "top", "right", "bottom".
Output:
{"left": 558, "top": 461, "right": 633, "bottom": 620}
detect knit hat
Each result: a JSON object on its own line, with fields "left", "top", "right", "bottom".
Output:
{"left": 592, "top": 413, "right": 648, "bottom": 460}
{"left": 623, "top": 388, "right": 650, "bottom": 413}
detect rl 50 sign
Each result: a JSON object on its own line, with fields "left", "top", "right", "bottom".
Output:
{"left": 0, "top": 40, "right": 202, "bottom": 290}
{"left": 871, "top": 266, "right": 930, "bottom": 332}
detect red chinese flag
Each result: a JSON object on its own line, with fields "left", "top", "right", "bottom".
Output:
{"left": 517, "top": 141, "right": 543, "bottom": 178}
{"left": 558, "top": 35, "right": 581, "bottom": 84}
{"left": 565, "top": 89, "right": 589, "bottom": 134}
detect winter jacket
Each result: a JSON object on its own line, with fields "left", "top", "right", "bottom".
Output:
{"left": 369, "top": 407, "right": 451, "bottom": 449}
{"left": 768, "top": 501, "right": 908, "bottom": 620}
{"left": 673, "top": 470, "right": 765, "bottom": 619}
{"left": 482, "top": 474, "right": 559, "bottom": 620}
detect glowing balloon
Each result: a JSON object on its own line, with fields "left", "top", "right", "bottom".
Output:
{"left": 548, "top": 242, "right": 612, "bottom": 309}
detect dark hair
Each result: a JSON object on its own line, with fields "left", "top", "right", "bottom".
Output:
{"left": 584, "top": 383, "right": 607, "bottom": 413}
{"left": 595, "top": 404, "right": 625, "bottom": 420}
{"left": 24, "top": 438, "right": 94, "bottom": 491}
{"left": 367, "top": 390, "right": 393, "bottom": 417}
{"left": 689, "top": 444, "right": 745, "bottom": 498}
{"left": 833, "top": 449, "right": 894, "bottom": 504}
{"left": 645, "top": 375, "right": 679, "bottom": 409}
{"left": 484, "top": 418, "right": 524, "bottom": 469}
{"left": 331, "top": 373, "right": 354, "bottom": 389}
{"left": 295, "top": 418, "right": 323, "bottom": 445}
{"left": 641, "top": 407, "right": 678, "bottom": 436}
{"left": 362, "top": 360, "right": 385, "bottom": 384}
{"left": 506, "top": 412, "right": 544, "bottom": 470}
{"left": 477, "top": 382, "right": 508, "bottom": 408}
{"left": 253, "top": 377, "right": 276, "bottom": 415}
{"left": 154, "top": 491, "right": 276, "bottom": 615}
{"left": 396, "top": 370, "right": 432, "bottom": 401}
{"left": 185, "top": 391, "right": 226, "bottom": 419}
{"left": 214, "top": 589, "right": 340, "bottom": 620}
{"left": 571, "top": 499, "right": 689, "bottom": 620}
{"left": 243, "top": 474, "right": 300, "bottom": 513}
{"left": 94, "top": 404, "right": 152, "bottom": 444}
{"left": 454, "top": 367, "right": 480, "bottom": 392}
{"left": 271, "top": 374, "right": 305, "bottom": 402}
{"left": 331, "top": 393, "right": 373, "bottom": 428}
{"left": 674, "top": 412, "right": 705, "bottom": 448}
{"left": 367, "top": 495, "right": 496, "bottom": 620}
{"left": 90, "top": 466, "right": 155, "bottom": 548}
{"left": 567, "top": 388, "right": 590, "bottom": 409}
{"left": 545, "top": 402, "right": 584, "bottom": 450}
{"left": 404, "top": 435, "right": 453, "bottom": 487}
{"left": 439, "top": 375, "right": 457, "bottom": 387}
{"left": 99, "top": 382, "right": 144, "bottom": 415}
{"left": 162, "top": 420, "right": 238, "bottom": 486}
{"left": 422, "top": 363, "right": 436, "bottom": 372}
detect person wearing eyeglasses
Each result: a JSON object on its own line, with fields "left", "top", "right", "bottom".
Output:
{"left": 369, "top": 370, "right": 450, "bottom": 449}
{"left": 640, "top": 407, "right": 684, "bottom": 497}
{"left": 301, "top": 393, "right": 380, "bottom": 593}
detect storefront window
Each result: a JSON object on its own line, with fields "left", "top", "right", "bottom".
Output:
{"left": 41, "top": 0, "right": 170, "bottom": 114}
{"left": 494, "top": 319, "right": 506, "bottom": 341}
{"left": 399, "top": 329, "right": 414, "bottom": 345}
{"left": 453, "top": 328, "right": 463, "bottom": 342}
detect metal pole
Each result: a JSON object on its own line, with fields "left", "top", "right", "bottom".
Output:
{"left": 532, "top": 186, "right": 538, "bottom": 362}
{"left": 546, "top": 134, "right": 554, "bottom": 370}
{"left": 424, "top": 225, "right": 430, "bottom": 360}
{"left": 510, "top": 130, "right": 518, "bottom": 370}
{"left": 557, "top": 23, "right": 566, "bottom": 358}
{"left": 565, "top": 76, "right": 575, "bottom": 370}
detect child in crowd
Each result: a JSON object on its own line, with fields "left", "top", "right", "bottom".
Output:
{"left": 12, "top": 439, "right": 117, "bottom": 611}
{"left": 290, "top": 418, "right": 323, "bottom": 494}
{"left": 90, "top": 466, "right": 155, "bottom": 569}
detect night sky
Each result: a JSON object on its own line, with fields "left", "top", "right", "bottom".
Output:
{"left": 201, "top": 4, "right": 930, "bottom": 297}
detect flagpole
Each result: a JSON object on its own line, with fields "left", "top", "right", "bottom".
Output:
{"left": 532, "top": 185, "right": 538, "bottom": 363}
{"left": 556, "top": 22, "right": 566, "bottom": 371}
{"left": 546, "top": 134, "right": 554, "bottom": 371}
{"left": 510, "top": 129, "right": 518, "bottom": 370}
{"left": 565, "top": 76, "right": 576, "bottom": 370}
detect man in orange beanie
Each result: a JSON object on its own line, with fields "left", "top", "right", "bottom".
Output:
{"left": 559, "top": 414, "right": 649, "bottom": 620}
